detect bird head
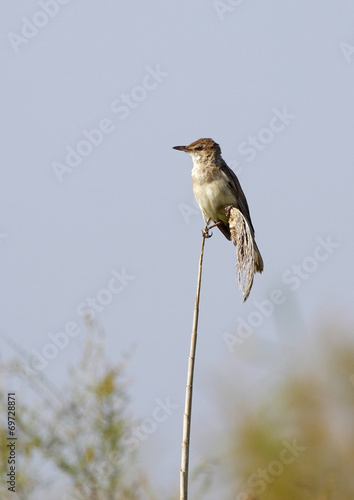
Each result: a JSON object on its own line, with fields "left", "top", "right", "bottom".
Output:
{"left": 173, "top": 138, "right": 221, "bottom": 162}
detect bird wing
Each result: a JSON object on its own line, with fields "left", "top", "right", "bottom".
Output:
{"left": 219, "top": 159, "right": 255, "bottom": 235}
{"left": 216, "top": 221, "right": 231, "bottom": 240}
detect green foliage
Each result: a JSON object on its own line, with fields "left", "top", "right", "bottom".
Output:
{"left": 0, "top": 321, "right": 155, "bottom": 500}
{"left": 3, "top": 318, "right": 354, "bottom": 500}
{"left": 225, "top": 328, "right": 354, "bottom": 500}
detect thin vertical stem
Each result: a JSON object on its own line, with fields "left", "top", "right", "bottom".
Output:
{"left": 180, "top": 234, "right": 206, "bottom": 500}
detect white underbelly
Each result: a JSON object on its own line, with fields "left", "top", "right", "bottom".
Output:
{"left": 193, "top": 180, "right": 235, "bottom": 222}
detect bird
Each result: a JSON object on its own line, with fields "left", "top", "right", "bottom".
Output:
{"left": 173, "top": 138, "right": 263, "bottom": 274}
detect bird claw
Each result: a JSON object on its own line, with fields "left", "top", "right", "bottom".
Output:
{"left": 202, "top": 227, "right": 213, "bottom": 238}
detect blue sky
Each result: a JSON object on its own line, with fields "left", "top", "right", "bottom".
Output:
{"left": 1, "top": 1, "right": 354, "bottom": 497}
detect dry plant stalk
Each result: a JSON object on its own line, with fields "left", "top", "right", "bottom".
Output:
{"left": 226, "top": 205, "right": 255, "bottom": 302}
{"left": 180, "top": 233, "right": 206, "bottom": 500}
{"left": 180, "top": 207, "right": 255, "bottom": 498}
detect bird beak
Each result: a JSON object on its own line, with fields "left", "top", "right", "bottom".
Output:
{"left": 173, "top": 145, "right": 188, "bottom": 152}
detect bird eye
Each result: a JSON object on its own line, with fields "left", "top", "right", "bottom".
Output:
{"left": 195, "top": 146, "right": 202, "bottom": 151}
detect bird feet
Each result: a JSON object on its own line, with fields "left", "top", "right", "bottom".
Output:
{"left": 202, "top": 221, "right": 223, "bottom": 238}
{"left": 202, "top": 227, "right": 213, "bottom": 238}
{"left": 207, "top": 221, "right": 224, "bottom": 231}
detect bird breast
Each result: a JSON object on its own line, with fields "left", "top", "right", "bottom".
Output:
{"left": 191, "top": 165, "right": 236, "bottom": 222}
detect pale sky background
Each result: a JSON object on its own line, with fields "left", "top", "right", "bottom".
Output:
{"left": 1, "top": 1, "right": 354, "bottom": 498}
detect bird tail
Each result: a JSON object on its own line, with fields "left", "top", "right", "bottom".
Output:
{"left": 254, "top": 241, "right": 264, "bottom": 274}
